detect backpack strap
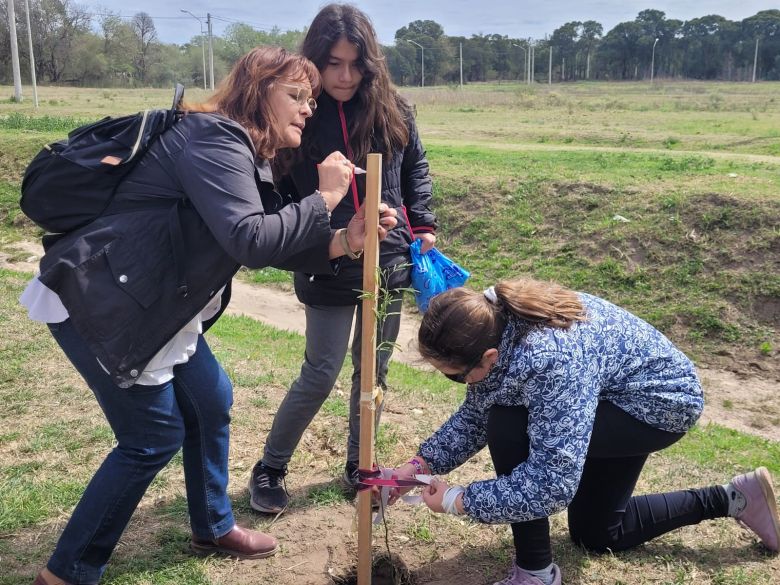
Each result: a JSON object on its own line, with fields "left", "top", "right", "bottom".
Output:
{"left": 171, "top": 83, "right": 185, "bottom": 111}
{"left": 167, "top": 84, "right": 185, "bottom": 128}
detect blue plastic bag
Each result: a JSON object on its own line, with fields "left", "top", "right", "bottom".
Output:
{"left": 410, "top": 239, "right": 470, "bottom": 312}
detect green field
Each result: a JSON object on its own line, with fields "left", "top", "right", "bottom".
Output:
{"left": 1, "top": 81, "right": 779, "bottom": 584}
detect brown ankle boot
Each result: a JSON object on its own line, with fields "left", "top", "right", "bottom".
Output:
{"left": 190, "top": 525, "right": 278, "bottom": 559}
{"left": 33, "top": 570, "right": 72, "bottom": 585}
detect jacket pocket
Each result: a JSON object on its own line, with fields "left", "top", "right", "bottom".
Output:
{"left": 105, "top": 237, "right": 163, "bottom": 309}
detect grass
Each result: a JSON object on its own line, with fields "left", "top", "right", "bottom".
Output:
{"left": 0, "top": 268, "right": 778, "bottom": 583}
{"left": 0, "top": 81, "right": 778, "bottom": 584}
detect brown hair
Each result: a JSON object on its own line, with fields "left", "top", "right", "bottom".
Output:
{"left": 299, "top": 3, "right": 409, "bottom": 163}
{"left": 183, "top": 46, "right": 321, "bottom": 159}
{"left": 418, "top": 278, "right": 586, "bottom": 368}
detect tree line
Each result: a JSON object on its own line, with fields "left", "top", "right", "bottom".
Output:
{"left": 1, "top": 2, "right": 778, "bottom": 89}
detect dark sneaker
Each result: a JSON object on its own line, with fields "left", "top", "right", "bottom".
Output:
{"left": 342, "top": 461, "right": 360, "bottom": 490}
{"left": 343, "top": 461, "right": 380, "bottom": 509}
{"left": 248, "top": 461, "right": 288, "bottom": 514}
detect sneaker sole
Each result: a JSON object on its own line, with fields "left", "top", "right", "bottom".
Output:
{"left": 247, "top": 478, "right": 287, "bottom": 514}
{"left": 756, "top": 467, "right": 780, "bottom": 551}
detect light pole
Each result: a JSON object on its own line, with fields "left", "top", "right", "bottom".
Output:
{"left": 24, "top": 0, "right": 38, "bottom": 107}
{"left": 752, "top": 37, "right": 759, "bottom": 83}
{"left": 7, "top": 0, "right": 22, "bottom": 102}
{"left": 512, "top": 43, "right": 526, "bottom": 83}
{"left": 650, "top": 37, "right": 659, "bottom": 83}
{"left": 181, "top": 10, "right": 207, "bottom": 90}
{"left": 407, "top": 39, "right": 424, "bottom": 87}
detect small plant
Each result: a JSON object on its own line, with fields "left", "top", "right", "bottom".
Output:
{"left": 759, "top": 341, "right": 772, "bottom": 356}
{"left": 663, "top": 136, "right": 680, "bottom": 149}
{"left": 407, "top": 518, "right": 434, "bottom": 542}
{"left": 708, "top": 93, "right": 723, "bottom": 110}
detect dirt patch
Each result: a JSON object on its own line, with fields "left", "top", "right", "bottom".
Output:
{"left": 332, "top": 554, "right": 416, "bottom": 585}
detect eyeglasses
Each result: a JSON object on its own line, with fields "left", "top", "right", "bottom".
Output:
{"left": 277, "top": 83, "right": 317, "bottom": 111}
{"left": 442, "top": 355, "right": 484, "bottom": 384}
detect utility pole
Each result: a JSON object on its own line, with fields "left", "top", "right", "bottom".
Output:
{"left": 586, "top": 52, "right": 590, "bottom": 79}
{"left": 7, "top": 0, "right": 23, "bottom": 102}
{"left": 562, "top": 57, "right": 565, "bottom": 81}
{"left": 530, "top": 43, "right": 535, "bottom": 83}
{"left": 23, "top": 0, "right": 38, "bottom": 107}
{"left": 549, "top": 46, "right": 553, "bottom": 84}
{"left": 650, "top": 37, "right": 659, "bottom": 83}
{"left": 459, "top": 42, "right": 463, "bottom": 88}
{"left": 181, "top": 10, "right": 207, "bottom": 90}
{"left": 752, "top": 37, "right": 759, "bottom": 83}
{"left": 207, "top": 12, "right": 215, "bottom": 90}
{"left": 407, "top": 39, "right": 424, "bottom": 87}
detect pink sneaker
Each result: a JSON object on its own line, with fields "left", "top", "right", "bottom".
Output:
{"left": 731, "top": 467, "right": 780, "bottom": 551}
{"left": 493, "top": 563, "right": 562, "bottom": 585}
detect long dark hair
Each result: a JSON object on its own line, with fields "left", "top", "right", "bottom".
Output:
{"left": 184, "top": 46, "right": 320, "bottom": 159}
{"left": 300, "top": 3, "right": 409, "bottom": 163}
{"left": 418, "top": 279, "right": 586, "bottom": 369}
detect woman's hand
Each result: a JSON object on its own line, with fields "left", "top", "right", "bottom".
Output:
{"left": 415, "top": 232, "right": 436, "bottom": 254}
{"left": 387, "top": 462, "right": 419, "bottom": 505}
{"left": 344, "top": 202, "right": 398, "bottom": 253}
{"left": 422, "top": 478, "right": 449, "bottom": 513}
{"left": 317, "top": 151, "right": 354, "bottom": 211}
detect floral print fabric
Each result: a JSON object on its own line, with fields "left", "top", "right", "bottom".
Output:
{"left": 418, "top": 293, "right": 703, "bottom": 524}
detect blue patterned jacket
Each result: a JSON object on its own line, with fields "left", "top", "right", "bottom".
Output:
{"left": 418, "top": 293, "right": 703, "bottom": 524}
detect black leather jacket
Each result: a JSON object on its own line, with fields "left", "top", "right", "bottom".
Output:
{"left": 279, "top": 93, "right": 437, "bottom": 306}
{"left": 38, "top": 113, "right": 334, "bottom": 387}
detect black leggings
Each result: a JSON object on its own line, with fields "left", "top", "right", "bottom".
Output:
{"left": 487, "top": 403, "right": 729, "bottom": 569}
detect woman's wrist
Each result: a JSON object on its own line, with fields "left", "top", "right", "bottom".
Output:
{"left": 442, "top": 485, "right": 466, "bottom": 515}
{"left": 339, "top": 228, "right": 362, "bottom": 260}
{"left": 408, "top": 456, "right": 430, "bottom": 475}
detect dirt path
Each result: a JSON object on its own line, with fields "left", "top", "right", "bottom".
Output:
{"left": 227, "top": 279, "right": 780, "bottom": 442}
{"left": 4, "top": 240, "right": 779, "bottom": 442}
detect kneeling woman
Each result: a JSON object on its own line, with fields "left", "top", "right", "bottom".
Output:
{"left": 393, "top": 279, "right": 779, "bottom": 585}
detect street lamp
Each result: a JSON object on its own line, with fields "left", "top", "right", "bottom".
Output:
{"left": 650, "top": 37, "right": 659, "bottom": 84}
{"left": 407, "top": 39, "right": 424, "bottom": 87}
{"left": 181, "top": 10, "right": 207, "bottom": 90}
{"left": 512, "top": 43, "right": 527, "bottom": 83}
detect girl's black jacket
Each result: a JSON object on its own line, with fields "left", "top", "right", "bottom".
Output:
{"left": 278, "top": 93, "right": 437, "bottom": 306}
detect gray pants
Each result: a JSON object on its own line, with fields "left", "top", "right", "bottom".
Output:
{"left": 262, "top": 291, "right": 403, "bottom": 468}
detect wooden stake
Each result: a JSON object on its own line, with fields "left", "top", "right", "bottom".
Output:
{"left": 357, "top": 153, "right": 382, "bottom": 585}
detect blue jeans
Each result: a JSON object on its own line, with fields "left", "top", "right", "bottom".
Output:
{"left": 47, "top": 319, "right": 236, "bottom": 584}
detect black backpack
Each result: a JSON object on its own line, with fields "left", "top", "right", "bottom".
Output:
{"left": 20, "top": 84, "right": 185, "bottom": 234}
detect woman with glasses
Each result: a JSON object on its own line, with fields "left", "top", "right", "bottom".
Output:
{"left": 249, "top": 3, "right": 438, "bottom": 513}
{"left": 25, "top": 46, "right": 397, "bottom": 585}
{"left": 390, "top": 278, "right": 779, "bottom": 585}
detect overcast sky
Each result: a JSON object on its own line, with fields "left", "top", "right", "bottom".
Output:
{"left": 85, "top": 1, "right": 778, "bottom": 45}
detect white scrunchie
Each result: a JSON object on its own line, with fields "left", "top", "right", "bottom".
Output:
{"left": 483, "top": 286, "right": 499, "bottom": 305}
{"left": 442, "top": 485, "right": 466, "bottom": 515}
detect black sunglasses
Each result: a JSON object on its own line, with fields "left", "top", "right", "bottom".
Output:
{"left": 443, "top": 355, "right": 484, "bottom": 384}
